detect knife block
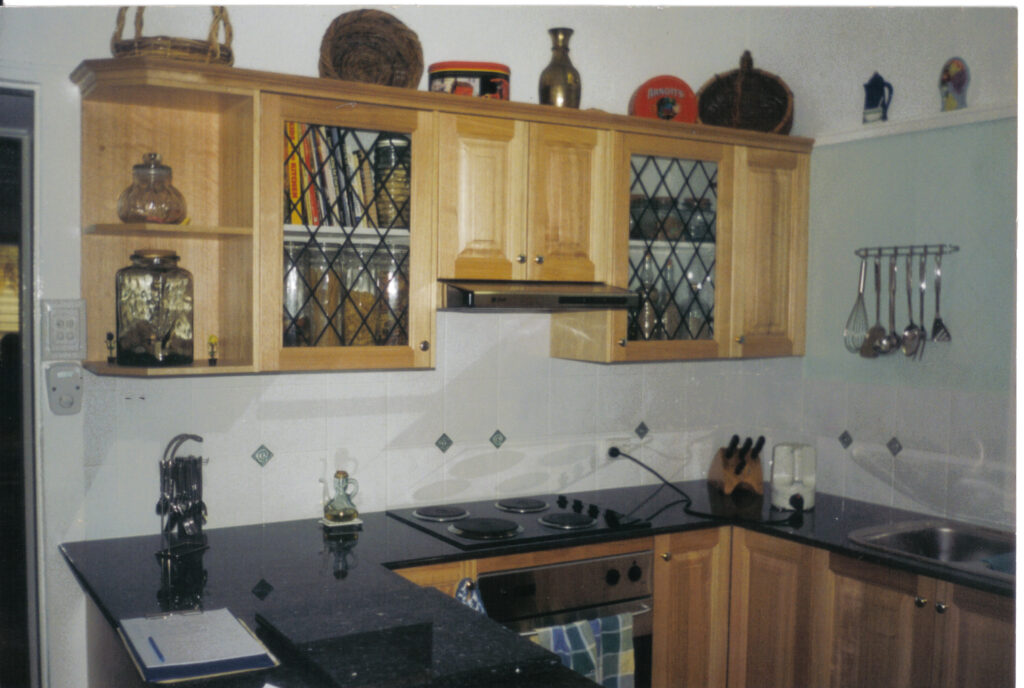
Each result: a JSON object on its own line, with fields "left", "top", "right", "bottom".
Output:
{"left": 707, "top": 446, "right": 764, "bottom": 495}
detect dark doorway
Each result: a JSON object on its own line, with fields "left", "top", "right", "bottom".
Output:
{"left": 0, "top": 88, "right": 38, "bottom": 688}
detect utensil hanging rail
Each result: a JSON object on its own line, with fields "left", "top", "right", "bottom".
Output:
{"left": 854, "top": 244, "right": 959, "bottom": 259}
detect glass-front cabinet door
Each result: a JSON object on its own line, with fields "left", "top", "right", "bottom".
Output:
{"left": 258, "top": 94, "right": 435, "bottom": 371}
{"left": 552, "top": 135, "right": 733, "bottom": 362}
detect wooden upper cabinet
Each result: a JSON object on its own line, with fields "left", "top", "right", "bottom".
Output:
{"left": 728, "top": 147, "right": 809, "bottom": 357}
{"left": 437, "top": 114, "right": 608, "bottom": 283}
{"left": 258, "top": 93, "right": 437, "bottom": 372}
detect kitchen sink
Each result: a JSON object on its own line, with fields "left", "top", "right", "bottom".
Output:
{"left": 848, "top": 520, "right": 1015, "bottom": 581}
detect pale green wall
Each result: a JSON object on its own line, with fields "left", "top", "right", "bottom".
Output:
{"left": 803, "top": 118, "right": 1016, "bottom": 393}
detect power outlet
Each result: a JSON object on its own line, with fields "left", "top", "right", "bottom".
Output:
{"left": 42, "top": 299, "right": 87, "bottom": 361}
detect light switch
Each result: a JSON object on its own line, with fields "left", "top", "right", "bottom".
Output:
{"left": 46, "top": 362, "right": 83, "bottom": 415}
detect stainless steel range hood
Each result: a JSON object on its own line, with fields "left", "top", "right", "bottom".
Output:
{"left": 440, "top": 279, "right": 640, "bottom": 311}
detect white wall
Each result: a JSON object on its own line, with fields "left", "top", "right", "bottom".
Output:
{"left": 0, "top": 5, "right": 1015, "bottom": 687}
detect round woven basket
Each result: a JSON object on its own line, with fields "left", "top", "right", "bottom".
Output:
{"left": 696, "top": 51, "right": 793, "bottom": 135}
{"left": 319, "top": 10, "right": 423, "bottom": 89}
{"left": 110, "top": 6, "right": 234, "bottom": 66}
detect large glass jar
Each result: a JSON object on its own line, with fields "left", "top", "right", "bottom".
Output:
{"left": 372, "top": 246, "right": 408, "bottom": 346}
{"left": 117, "top": 153, "right": 187, "bottom": 224}
{"left": 373, "top": 135, "right": 411, "bottom": 229}
{"left": 116, "top": 250, "right": 194, "bottom": 366}
{"left": 342, "top": 246, "right": 378, "bottom": 346}
{"left": 307, "top": 245, "right": 342, "bottom": 347}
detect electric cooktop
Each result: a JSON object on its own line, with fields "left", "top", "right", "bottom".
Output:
{"left": 386, "top": 494, "right": 650, "bottom": 551}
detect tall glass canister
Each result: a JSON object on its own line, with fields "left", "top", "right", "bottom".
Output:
{"left": 115, "top": 249, "right": 194, "bottom": 365}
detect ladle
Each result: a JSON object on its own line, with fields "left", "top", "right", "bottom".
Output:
{"left": 874, "top": 256, "right": 900, "bottom": 354}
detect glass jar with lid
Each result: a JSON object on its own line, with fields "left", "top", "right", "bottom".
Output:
{"left": 117, "top": 153, "right": 187, "bottom": 224}
{"left": 116, "top": 249, "right": 194, "bottom": 366}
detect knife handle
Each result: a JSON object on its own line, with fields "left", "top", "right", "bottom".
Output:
{"left": 750, "top": 436, "right": 765, "bottom": 460}
{"left": 724, "top": 435, "right": 741, "bottom": 459}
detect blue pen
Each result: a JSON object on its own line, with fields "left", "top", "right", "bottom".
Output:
{"left": 148, "top": 636, "right": 165, "bottom": 663}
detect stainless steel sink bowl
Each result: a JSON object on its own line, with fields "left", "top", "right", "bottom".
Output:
{"left": 848, "top": 520, "right": 1015, "bottom": 581}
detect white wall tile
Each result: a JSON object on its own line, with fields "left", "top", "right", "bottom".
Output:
{"left": 497, "top": 375, "right": 550, "bottom": 442}
{"left": 846, "top": 382, "right": 898, "bottom": 445}
{"left": 549, "top": 374, "right": 598, "bottom": 437}
{"left": 260, "top": 450, "right": 327, "bottom": 523}
{"left": 895, "top": 385, "right": 951, "bottom": 455}
{"left": 443, "top": 376, "right": 499, "bottom": 446}
{"left": 386, "top": 445, "right": 447, "bottom": 507}
{"left": 844, "top": 443, "right": 894, "bottom": 506}
{"left": 385, "top": 368, "right": 444, "bottom": 448}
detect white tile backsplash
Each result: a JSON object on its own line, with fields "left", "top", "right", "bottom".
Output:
{"left": 79, "top": 313, "right": 1015, "bottom": 536}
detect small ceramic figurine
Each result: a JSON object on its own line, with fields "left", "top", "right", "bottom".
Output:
{"left": 862, "top": 72, "right": 894, "bottom": 123}
{"left": 940, "top": 57, "right": 969, "bottom": 111}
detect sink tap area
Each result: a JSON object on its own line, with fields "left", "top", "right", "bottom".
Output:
{"left": 848, "top": 519, "right": 1015, "bottom": 581}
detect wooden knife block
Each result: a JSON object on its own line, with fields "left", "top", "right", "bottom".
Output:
{"left": 707, "top": 446, "right": 764, "bottom": 495}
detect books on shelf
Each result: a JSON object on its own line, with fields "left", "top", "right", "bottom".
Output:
{"left": 118, "top": 608, "right": 278, "bottom": 683}
{"left": 284, "top": 122, "right": 305, "bottom": 225}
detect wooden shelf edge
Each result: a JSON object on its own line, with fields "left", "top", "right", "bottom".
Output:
{"left": 82, "top": 361, "right": 257, "bottom": 377}
{"left": 85, "top": 223, "right": 252, "bottom": 238}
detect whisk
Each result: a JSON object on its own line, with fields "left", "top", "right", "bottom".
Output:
{"left": 843, "top": 258, "right": 869, "bottom": 353}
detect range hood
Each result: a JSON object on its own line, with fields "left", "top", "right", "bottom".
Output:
{"left": 440, "top": 279, "right": 640, "bottom": 311}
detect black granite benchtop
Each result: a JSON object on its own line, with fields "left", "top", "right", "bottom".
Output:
{"left": 60, "top": 482, "right": 1013, "bottom": 687}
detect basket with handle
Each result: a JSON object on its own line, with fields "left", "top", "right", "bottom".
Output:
{"left": 697, "top": 51, "right": 793, "bottom": 134}
{"left": 110, "top": 6, "right": 234, "bottom": 66}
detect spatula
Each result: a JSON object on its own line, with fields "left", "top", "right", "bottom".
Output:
{"left": 931, "top": 250, "right": 951, "bottom": 342}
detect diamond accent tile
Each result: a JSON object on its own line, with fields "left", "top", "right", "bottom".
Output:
{"left": 251, "top": 445, "right": 273, "bottom": 467}
{"left": 887, "top": 437, "right": 903, "bottom": 456}
{"left": 635, "top": 422, "right": 649, "bottom": 439}
{"left": 435, "top": 433, "right": 453, "bottom": 453}
{"left": 838, "top": 431, "right": 853, "bottom": 449}
{"left": 490, "top": 430, "right": 506, "bottom": 449}
{"left": 251, "top": 578, "right": 274, "bottom": 600}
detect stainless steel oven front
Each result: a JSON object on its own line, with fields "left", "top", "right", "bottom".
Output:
{"left": 476, "top": 550, "right": 654, "bottom": 687}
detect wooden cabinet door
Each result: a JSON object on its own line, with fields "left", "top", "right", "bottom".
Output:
{"left": 651, "top": 528, "right": 731, "bottom": 688}
{"left": 728, "top": 528, "right": 827, "bottom": 688}
{"left": 437, "top": 113, "right": 528, "bottom": 280}
{"left": 729, "top": 147, "right": 809, "bottom": 357}
{"left": 824, "top": 553, "right": 937, "bottom": 688}
{"left": 932, "top": 581, "right": 1014, "bottom": 688}
{"left": 258, "top": 93, "right": 437, "bottom": 371}
{"left": 525, "top": 122, "right": 609, "bottom": 282}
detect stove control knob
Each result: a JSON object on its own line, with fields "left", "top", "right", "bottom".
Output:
{"left": 587, "top": 504, "right": 600, "bottom": 518}
{"left": 605, "top": 568, "right": 621, "bottom": 586}
{"left": 572, "top": 499, "right": 584, "bottom": 513}
{"left": 628, "top": 562, "right": 643, "bottom": 582}
{"left": 556, "top": 495, "right": 568, "bottom": 509}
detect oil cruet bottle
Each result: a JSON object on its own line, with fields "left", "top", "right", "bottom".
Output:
{"left": 117, "top": 153, "right": 187, "bottom": 224}
{"left": 323, "top": 470, "right": 359, "bottom": 522}
{"left": 115, "top": 249, "right": 194, "bottom": 366}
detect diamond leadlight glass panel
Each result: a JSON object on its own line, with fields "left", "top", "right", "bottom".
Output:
{"left": 627, "top": 154, "right": 717, "bottom": 342}
{"left": 282, "top": 123, "right": 410, "bottom": 348}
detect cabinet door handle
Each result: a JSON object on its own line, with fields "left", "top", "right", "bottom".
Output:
{"left": 418, "top": 341, "right": 430, "bottom": 352}
{"left": 735, "top": 335, "right": 746, "bottom": 344}
{"left": 935, "top": 602, "right": 948, "bottom": 614}
{"left": 660, "top": 552, "right": 672, "bottom": 562}
{"left": 617, "top": 338, "right": 627, "bottom": 348}
{"left": 516, "top": 254, "right": 527, "bottom": 264}
{"left": 534, "top": 255, "right": 544, "bottom": 264}
{"left": 914, "top": 596, "right": 928, "bottom": 608}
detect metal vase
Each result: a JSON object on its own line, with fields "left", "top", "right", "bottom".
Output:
{"left": 538, "top": 28, "right": 581, "bottom": 108}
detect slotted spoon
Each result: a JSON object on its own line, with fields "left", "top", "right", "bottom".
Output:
{"left": 843, "top": 257, "right": 869, "bottom": 353}
{"left": 931, "top": 250, "right": 951, "bottom": 342}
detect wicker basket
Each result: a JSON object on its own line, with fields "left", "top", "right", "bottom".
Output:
{"left": 111, "top": 6, "right": 234, "bottom": 65}
{"left": 319, "top": 10, "right": 423, "bottom": 89}
{"left": 696, "top": 51, "right": 793, "bottom": 135}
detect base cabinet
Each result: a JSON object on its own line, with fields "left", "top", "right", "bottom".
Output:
{"left": 823, "top": 552, "right": 1014, "bottom": 688}
{"left": 651, "top": 528, "right": 731, "bottom": 688}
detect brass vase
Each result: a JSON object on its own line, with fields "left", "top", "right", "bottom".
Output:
{"left": 538, "top": 28, "right": 580, "bottom": 108}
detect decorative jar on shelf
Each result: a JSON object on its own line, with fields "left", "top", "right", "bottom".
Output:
{"left": 115, "top": 249, "right": 194, "bottom": 366}
{"left": 117, "top": 153, "right": 187, "bottom": 224}
{"left": 538, "top": 28, "right": 581, "bottom": 108}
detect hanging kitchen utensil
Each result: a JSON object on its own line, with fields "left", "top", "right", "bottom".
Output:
{"left": 875, "top": 256, "right": 900, "bottom": 354}
{"left": 931, "top": 249, "right": 951, "bottom": 342}
{"left": 900, "top": 255, "right": 921, "bottom": 357}
{"left": 843, "top": 257, "right": 869, "bottom": 353}
{"left": 917, "top": 254, "right": 928, "bottom": 360}
{"left": 860, "top": 256, "right": 884, "bottom": 358}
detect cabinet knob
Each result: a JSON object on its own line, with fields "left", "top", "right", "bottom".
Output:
{"left": 418, "top": 341, "right": 430, "bottom": 352}
{"left": 516, "top": 254, "right": 527, "bottom": 264}
{"left": 935, "top": 602, "right": 948, "bottom": 614}
{"left": 534, "top": 255, "right": 544, "bottom": 264}
{"left": 914, "top": 596, "right": 928, "bottom": 608}
{"left": 735, "top": 335, "right": 746, "bottom": 344}
{"left": 660, "top": 552, "right": 672, "bottom": 562}
{"left": 617, "top": 338, "right": 627, "bottom": 348}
